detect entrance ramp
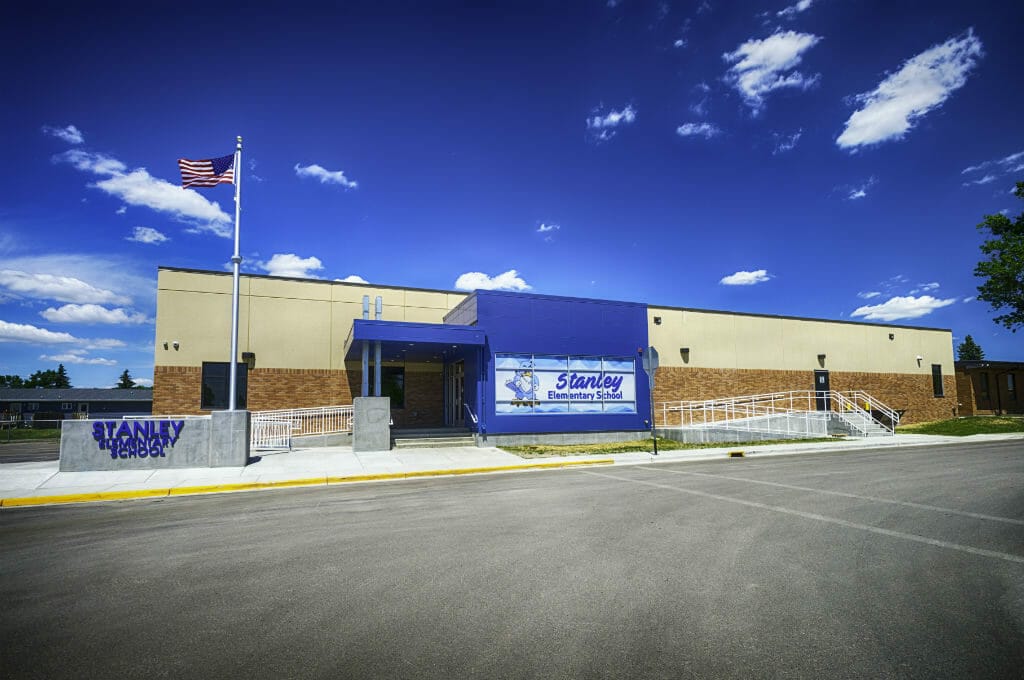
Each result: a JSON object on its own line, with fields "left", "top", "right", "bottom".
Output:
{"left": 655, "top": 390, "right": 898, "bottom": 441}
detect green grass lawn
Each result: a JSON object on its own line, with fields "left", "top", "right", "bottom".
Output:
{"left": 501, "top": 436, "right": 839, "bottom": 458}
{"left": 0, "top": 427, "right": 63, "bottom": 442}
{"left": 897, "top": 416, "right": 1024, "bottom": 436}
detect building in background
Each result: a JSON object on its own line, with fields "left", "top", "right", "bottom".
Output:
{"left": 153, "top": 267, "right": 957, "bottom": 436}
{"left": 0, "top": 388, "right": 153, "bottom": 425}
{"left": 955, "top": 360, "right": 1024, "bottom": 415}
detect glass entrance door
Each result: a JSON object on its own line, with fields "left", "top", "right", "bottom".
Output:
{"left": 446, "top": 361, "right": 466, "bottom": 427}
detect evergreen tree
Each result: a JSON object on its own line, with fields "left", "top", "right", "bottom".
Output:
{"left": 0, "top": 375, "right": 25, "bottom": 388}
{"left": 117, "top": 369, "right": 137, "bottom": 389}
{"left": 956, "top": 335, "right": 985, "bottom": 361}
{"left": 55, "top": 364, "right": 71, "bottom": 388}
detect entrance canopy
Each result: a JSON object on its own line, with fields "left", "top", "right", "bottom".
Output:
{"left": 343, "top": 319, "right": 485, "bottom": 363}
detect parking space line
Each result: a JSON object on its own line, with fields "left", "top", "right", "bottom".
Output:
{"left": 582, "top": 470, "right": 1024, "bottom": 565}
{"left": 635, "top": 466, "right": 1024, "bottom": 526}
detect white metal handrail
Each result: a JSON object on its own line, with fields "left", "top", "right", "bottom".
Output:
{"left": 250, "top": 405, "right": 354, "bottom": 450}
{"left": 656, "top": 390, "right": 897, "bottom": 436}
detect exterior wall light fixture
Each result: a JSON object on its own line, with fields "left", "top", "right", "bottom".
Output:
{"left": 242, "top": 352, "right": 256, "bottom": 370}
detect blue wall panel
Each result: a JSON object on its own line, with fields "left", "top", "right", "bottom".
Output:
{"left": 471, "top": 291, "right": 650, "bottom": 435}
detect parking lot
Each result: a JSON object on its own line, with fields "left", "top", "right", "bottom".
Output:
{"left": 1, "top": 441, "right": 1022, "bottom": 678}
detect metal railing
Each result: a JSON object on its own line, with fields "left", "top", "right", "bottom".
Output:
{"left": 655, "top": 390, "right": 898, "bottom": 437}
{"left": 250, "top": 405, "right": 354, "bottom": 450}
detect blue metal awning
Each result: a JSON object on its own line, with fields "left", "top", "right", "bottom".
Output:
{"left": 343, "top": 319, "right": 485, "bottom": 362}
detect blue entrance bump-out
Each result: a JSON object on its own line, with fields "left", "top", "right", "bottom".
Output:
{"left": 444, "top": 291, "right": 651, "bottom": 436}
{"left": 344, "top": 292, "right": 651, "bottom": 437}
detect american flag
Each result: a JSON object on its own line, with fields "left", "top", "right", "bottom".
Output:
{"left": 178, "top": 153, "right": 235, "bottom": 188}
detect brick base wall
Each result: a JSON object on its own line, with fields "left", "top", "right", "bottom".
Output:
{"left": 652, "top": 367, "right": 957, "bottom": 424}
{"left": 154, "top": 364, "right": 444, "bottom": 426}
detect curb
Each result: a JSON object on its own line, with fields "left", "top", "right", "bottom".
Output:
{"left": 0, "top": 457, "right": 614, "bottom": 508}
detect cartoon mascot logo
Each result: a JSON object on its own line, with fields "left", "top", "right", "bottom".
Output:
{"left": 505, "top": 361, "right": 539, "bottom": 407}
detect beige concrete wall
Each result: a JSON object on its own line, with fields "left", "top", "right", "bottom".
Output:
{"left": 648, "top": 307, "right": 954, "bottom": 375}
{"left": 155, "top": 269, "right": 466, "bottom": 371}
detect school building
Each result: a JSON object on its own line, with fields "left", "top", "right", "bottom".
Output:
{"left": 151, "top": 267, "right": 957, "bottom": 441}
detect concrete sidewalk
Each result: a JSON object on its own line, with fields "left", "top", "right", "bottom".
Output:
{"left": 1, "top": 433, "right": 1021, "bottom": 508}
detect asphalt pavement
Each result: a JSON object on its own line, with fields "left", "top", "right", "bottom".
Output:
{"left": 1, "top": 440, "right": 1021, "bottom": 678}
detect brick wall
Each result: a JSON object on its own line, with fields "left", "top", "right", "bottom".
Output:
{"left": 653, "top": 367, "right": 957, "bottom": 424}
{"left": 155, "top": 364, "right": 445, "bottom": 425}
{"left": 955, "top": 371, "right": 976, "bottom": 416}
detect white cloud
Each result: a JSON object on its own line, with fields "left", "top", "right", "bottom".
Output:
{"left": 962, "top": 174, "right": 997, "bottom": 187}
{"left": 335, "top": 275, "right": 368, "bottom": 284}
{"left": 56, "top": 150, "right": 233, "bottom": 238}
{"left": 0, "top": 254, "right": 153, "bottom": 310}
{"left": 115, "top": 206, "right": 127, "bottom": 215}
{"left": 674, "top": 39, "right": 686, "bottom": 48}
{"left": 0, "top": 319, "right": 124, "bottom": 348}
{"left": 962, "top": 150, "right": 1024, "bottom": 175}
{"left": 777, "top": 0, "right": 813, "bottom": 19}
{"left": 133, "top": 378, "right": 154, "bottom": 387}
{"left": 41, "top": 304, "right": 149, "bottom": 325}
{"left": 772, "top": 129, "right": 802, "bottom": 154}
{"left": 720, "top": 269, "right": 772, "bottom": 286}
{"left": 126, "top": 226, "right": 169, "bottom": 244}
{"left": 294, "top": 163, "right": 358, "bottom": 189}
{"left": 910, "top": 282, "right": 940, "bottom": 294}
{"left": 676, "top": 122, "right": 722, "bottom": 139}
{"left": 962, "top": 296, "right": 975, "bottom": 303}
{"left": 850, "top": 295, "right": 956, "bottom": 321}
{"left": 0, "top": 269, "right": 129, "bottom": 305}
{"left": 537, "top": 223, "right": 560, "bottom": 233}
{"left": 40, "top": 351, "right": 117, "bottom": 366}
{"left": 257, "top": 253, "right": 324, "bottom": 279}
{"left": 723, "top": 30, "right": 822, "bottom": 113}
{"left": 587, "top": 105, "right": 637, "bottom": 141}
{"left": 845, "top": 176, "right": 877, "bottom": 200}
{"left": 857, "top": 291, "right": 881, "bottom": 299}
{"left": 42, "top": 124, "right": 84, "bottom": 144}
{"left": 454, "top": 270, "right": 531, "bottom": 291}
{"left": 836, "top": 30, "right": 983, "bottom": 150}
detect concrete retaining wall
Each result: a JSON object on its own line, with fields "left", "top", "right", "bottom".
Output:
{"left": 480, "top": 430, "right": 650, "bottom": 447}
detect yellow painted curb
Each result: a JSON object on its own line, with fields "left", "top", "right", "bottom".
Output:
{"left": 0, "top": 458, "right": 613, "bottom": 508}
{"left": 1, "top": 488, "right": 170, "bottom": 507}
{"left": 326, "top": 457, "right": 614, "bottom": 484}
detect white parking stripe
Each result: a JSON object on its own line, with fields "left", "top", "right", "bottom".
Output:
{"left": 582, "top": 470, "right": 1024, "bottom": 566}
{"left": 636, "top": 466, "right": 1024, "bottom": 526}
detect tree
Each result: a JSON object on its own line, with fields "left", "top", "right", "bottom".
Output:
{"left": 956, "top": 334, "right": 985, "bottom": 361}
{"left": 117, "top": 369, "right": 137, "bottom": 389}
{"left": 55, "top": 364, "right": 71, "bottom": 388}
{"left": 0, "top": 375, "right": 25, "bottom": 388}
{"left": 975, "top": 181, "right": 1024, "bottom": 332}
{"left": 25, "top": 366, "right": 71, "bottom": 389}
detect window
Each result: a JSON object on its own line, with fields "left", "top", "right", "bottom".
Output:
{"left": 1009, "top": 374, "right": 1017, "bottom": 402}
{"left": 61, "top": 402, "right": 72, "bottom": 411}
{"left": 978, "top": 372, "right": 990, "bottom": 400}
{"left": 79, "top": 403, "right": 88, "bottom": 413}
{"left": 369, "top": 365, "right": 405, "bottom": 408}
{"left": 200, "top": 362, "right": 248, "bottom": 410}
{"left": 931, "top": 364, "right": 944, "bottom": 397}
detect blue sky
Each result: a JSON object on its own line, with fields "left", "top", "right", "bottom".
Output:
{"left": 2, "top": 0, "right": 1022, "bottom": 387}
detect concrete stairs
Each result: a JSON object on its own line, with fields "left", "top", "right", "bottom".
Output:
{"left": 392, "top": 428, "right": 477, "bottom": 449}
{"left": 831, "top": 410, "right": 892, "bottom": 437}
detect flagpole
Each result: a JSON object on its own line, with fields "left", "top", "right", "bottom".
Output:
{"left": 228, "top": 136, "right": 242, "bottom": 411}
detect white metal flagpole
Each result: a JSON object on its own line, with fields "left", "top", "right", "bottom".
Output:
{"left": 228, "top": 136, "right": 242, "bottom": 410}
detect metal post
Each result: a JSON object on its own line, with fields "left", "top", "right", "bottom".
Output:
{"left": 228, "top": 136, "right": 242, "bottom": 410}
{"left": 361, "top": 342, "right": 369, "bottom": 398}
{"left": 374, "top": 342, "right": 382, "bottom": 396}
